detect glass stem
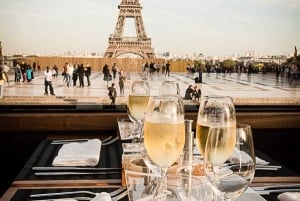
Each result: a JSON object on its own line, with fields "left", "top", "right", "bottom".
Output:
{"left": 152, "top": 168, "right": 167, "bottom": 201}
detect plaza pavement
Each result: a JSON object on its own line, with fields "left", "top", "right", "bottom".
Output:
{"left": 0, "top": 71, "right": 300, "bottom": 105}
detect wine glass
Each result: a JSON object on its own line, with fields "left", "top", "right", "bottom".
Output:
{"left": 196, "top": 96, "right": 236, "bottom": 160}
{"left": 127, "top": 80, "right": 150, "bottom": 142}
{"left": 159, "top": 80, "right": 180, "bottom": 97}
{"left": 143, "top": 95, "right": 185, "bottom": 197}
{"left": 203, "top": 123, "right": 256, "bottom": 201}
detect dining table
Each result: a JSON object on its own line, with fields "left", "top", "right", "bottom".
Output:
{"left": 0, "top": 128, "right": 299, "bottom": 201}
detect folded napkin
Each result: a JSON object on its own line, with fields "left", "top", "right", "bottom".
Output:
{"left": 51, "top": 199, "right": 76, "bottom": 201}
{"left": 52, "top": 139, "right": 101, "bottom": 167}
{"left": 92, "top": 192, "right": 111, "bottom": 201}
{"left": 230, "top": 148, "right": 269, "bottom": 165}
{"left": 229, "top": 148, "right": 254, "bottom": 163}
{"left": 278, "top": 192, "right": 300, "bottom": 201}
{"left": 255, "top": 156, "right": 269, "bottom": 165}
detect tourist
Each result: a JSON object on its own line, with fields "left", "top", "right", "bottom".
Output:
{"left": 184, "top": 85, "right": 194, "bottom": 100}
{"left": 44, "top": 66, "right": 55, "bottom": 96}
{"left": 118, "top": 70, "right": 126, "bottom": 96}
{"left": 108, "top": 83, "right": 117, "bottom": 104}
{"left": 111, "top": 63, "right": 118, "bottom": 80}
{"left": 1, "top": 62, "right": 10, "bottom": 83}
{"left": 165, "top": 61, "right": 171, "bottom": 77}
{"left": 85, "top": 63, "right": 91, "bottom": 87}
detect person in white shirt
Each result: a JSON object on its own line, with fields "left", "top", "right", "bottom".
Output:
{"left": 44, "top": 66, "right": 55, "bottom": 96}
{"left": 66, "top": 63, "right": 74, "bottom": 87}
{"left": 1, "top": 62, "right": 10, "bottom": 83}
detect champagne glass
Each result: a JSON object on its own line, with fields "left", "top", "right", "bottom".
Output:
{"left": 159, "top": 80, "right": 180, "bottom": 97}
{"left": 127, "top": 80, "right": 150, "bottom": 142}
{"left": 203, "top": 123, "right": 256, "bottom": 201}
{"left": 143, "top": 95, "right": 185, "bottom": 197}
{"left": 196, "top": 96, "right": 236, "bottom": 160}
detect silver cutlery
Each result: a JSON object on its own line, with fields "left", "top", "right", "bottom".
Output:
{"left": 255, "top": 166, "right": 281, "bottom": 171}
{"left": 51, "top": 139, "right": 89, "bottom": 144}
{"left": 255, "top": 165, "right": 281, "bottom": 169}
{"left": 255, "top": 188, "right": 300, "bottom": 195}
{"left": 30, "top": 187, "right": 128, "bottom": 201}
{"left": 34, "top": 171, "right": 120, "bottom": 176}
{"left": 51, "top": 136, "right": 113, "bottom": 145}
{"left": 32, "top": 167, "right": 121, "bottom": 171}
{"left": 253, "top": 184, "right": 300, "bottom": 195}
{"left": 30, "top": 186, "right": 126, "bottom": 197}
{"left": 102, "top": 136, "right": 119, "bottom": 146}
{"left": 253, "top": 184, "right": 300, "bottom": 191}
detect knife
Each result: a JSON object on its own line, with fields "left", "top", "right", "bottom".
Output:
{"left": 253, "top": 184, "right": 300, "bottom": 191}
{"left": 35, "top": 171, "right": 121, "bottom": 176}
{"left": 256, "top": 188, "right": 300, "bottom": 195}
{"left": 51, "top": 139, "right": 89, "bottom": 144}
{"left": 255, "top": 167, "right": 280, "bottom": 171}
{"left": 33, "top": 167, "right": 121, "bottom": 171}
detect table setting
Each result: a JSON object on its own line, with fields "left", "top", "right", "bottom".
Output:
{"left": 12, "top": 136, "right": 123, "bottom": 186}
{"left": 4, "top": 79, "right": 299, "bottom": 201}
{"left": 117, "top": 80, "right": 300, "bottom": 201}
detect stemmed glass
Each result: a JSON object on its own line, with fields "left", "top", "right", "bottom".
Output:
{"left": 159, "top": 80, "right": 180, "bottom": 97}
{"left": 203, "top": 123, "right": 256, "bottom": 201}
{"left": 127, "top": 80, "right": 150, "bottom": 142}
{"left": 195, "top": 96, "right": 236, "bottom": 160}
{"left": 143, "top": 95, "right": 186, "bottom": 198}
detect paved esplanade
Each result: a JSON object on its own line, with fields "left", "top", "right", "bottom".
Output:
{"left": 1, "top": 71, "right": 299, "bottom": 105}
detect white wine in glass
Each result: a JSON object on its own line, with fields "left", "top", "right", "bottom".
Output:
{"left": 204, "top": 123, "right": 255, "bottom": 201}
{"left": 196, "top": 96, "right": 236, "bottom": 157}
{"left": 144, "top": 120, "right": 185, "bottom": 168}
{"left": 127, "top": 95, "right": 150, "bottom": 122}
{"left": 127, "top": 80, "right": 150, "bottom": 141}
{"left": 143, "top": 95, "right": 185, "bottom": 197}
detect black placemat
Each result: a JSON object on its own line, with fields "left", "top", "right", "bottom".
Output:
{"left": 15, "top": 139, "right": 123, "bottom": 181}
{"left": 254, "top": 150, "right": 299, "bottom": 177}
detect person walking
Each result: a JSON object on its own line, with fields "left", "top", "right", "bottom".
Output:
{"left": 85, "top": 63, "right": 91, "bottom": 87}
{"left": 111, "top": 63, "right": 118, "bottom": 80}
{"left": 66, "top": 63, "right": 74, "bottom": 87}
{"left": 107, "top": 83, "right": 117, "bottom": 104}
{"left": 165, "top": 61, "right": 171, "bottom": 77}
{"left": 78, "top": 63, "right": 85, "bottom": 88}
{"left": 44, "top": 66, "right": 55, "bottom": 96}
{"left": 1, "top": 62, "right": 10, "bottom": 84}
{"left": 118, "top": 70, "right": 126, "bottom": 96}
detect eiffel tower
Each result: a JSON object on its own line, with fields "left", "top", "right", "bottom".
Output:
{"left": 104, "top": 0, "right": 155, "bottom": 58}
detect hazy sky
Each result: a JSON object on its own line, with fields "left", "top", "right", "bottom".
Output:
{"left": 0, "top": 0, "right": 300, "bottom": 57}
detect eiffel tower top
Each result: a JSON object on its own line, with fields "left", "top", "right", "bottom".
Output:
{"left": 104, "top": 0, "right": 155, "bottom": 58}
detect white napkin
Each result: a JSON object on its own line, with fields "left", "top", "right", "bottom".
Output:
{"left": 230, "top": 148, "right": 254, "bottom": 163}
{"left": 92, "top": 192, "right": 111, "bottom": 201}
{"left": 52, "top": 199, "right": 76, "bottom": 201}
{"left": 278, "top": 192, "right": 300, "bottom": 201}
{"left": 230, "top": 148, "right": 269, "bottom": 165}
{"left": 52, "top": 139, "right": 101, "bottom": 166}
{"left": 255, "top": 156, "right": 269, "bottom": 165}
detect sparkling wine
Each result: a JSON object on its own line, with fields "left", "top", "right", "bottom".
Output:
{"left": 205, "top": 126, "right": 236, "bottom": 165}
{"left": 127, "top": 95, "right": 150, "bottom": 121}
{"left": 195, "top": 123, "right": 210, "bottom": 156}
{"left": 144, "top": 120, "right": 185, "bottom": 168}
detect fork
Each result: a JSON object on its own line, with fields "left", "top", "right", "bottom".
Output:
{"left": 102, "top": 136, "right": 119, "bottom": 146}
{"left": 51, "top": 136, "right": 113, "bottom": 145}
{"left": 30, "top": 186, "right": 126, "bottom": 198}
{"left": 31, "top": 191, "right": 128, "bottom": 201}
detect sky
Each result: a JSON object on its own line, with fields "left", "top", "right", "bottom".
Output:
{"left": 0, "top": 0, "right": 300, "bottom": 57}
